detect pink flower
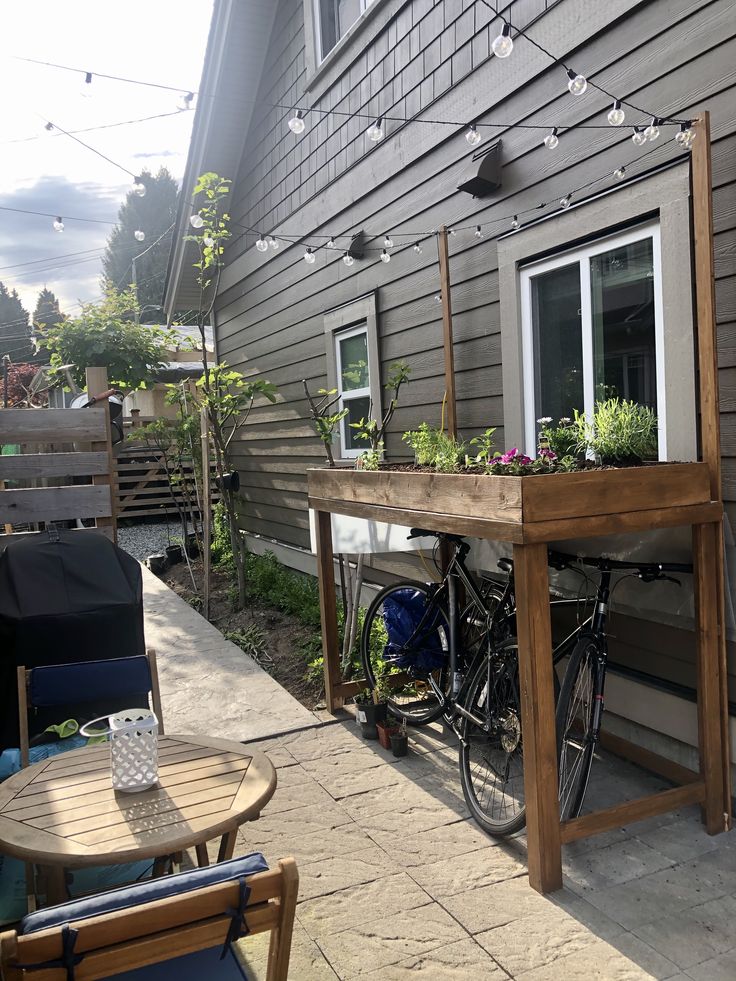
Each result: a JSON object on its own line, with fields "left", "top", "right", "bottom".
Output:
{"left": 500, "top": 448, "right": 533, "bottom": 465}
{"left": 539, "top": 448, "right": 557, "bottom": 461}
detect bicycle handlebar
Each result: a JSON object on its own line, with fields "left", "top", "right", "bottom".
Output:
{"left": 548, "top": 549, "right": 692, "bottom": 576}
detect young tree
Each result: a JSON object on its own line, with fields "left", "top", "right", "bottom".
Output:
{"left": 0, "top": 282, "right": 32, "bottom": 361}
{"left": 33, "top": 288, "right": 64, "bottom": 331}
{"left": 102, "top": 167, "right": 178, "bottom": 322}
{"left": 40, "top": 285, "right": 173, "bottom": 392}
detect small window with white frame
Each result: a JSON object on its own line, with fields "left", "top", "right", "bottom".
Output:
{"left": 324, "top": 293, "right": 381, "bottom": 460}
{"left": 314, "top": 0, "right": 376, "bottom": 62}
{"left": 520, "top": 221, "right": 665, "bottom": 458}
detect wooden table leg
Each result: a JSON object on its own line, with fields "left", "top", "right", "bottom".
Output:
{"left": 41, "top": 865, "right": 68, "bottom": 906}
{"left": 195, "top": 843, "right": 210, "bottom": 867}
{"left": 315, "top": 509, "right": 343, "bottom": 713}
{"left": 693, "top": 521, "right": 728, "bottom": 835}
{"left": 218, "top": 828, "right": 237, "bottom": 862}
{"left": 513, "top": 542, "right": 562, "bottom": 893}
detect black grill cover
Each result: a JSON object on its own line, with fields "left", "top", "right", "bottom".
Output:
{"left": 0, "top": 530, "right": 145, "bottom": 750}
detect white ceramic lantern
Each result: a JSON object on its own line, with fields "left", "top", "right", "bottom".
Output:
{"left": 81, "top": 709, "right": 159, "bottom": 792}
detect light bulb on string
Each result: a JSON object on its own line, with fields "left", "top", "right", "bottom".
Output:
{"left": 614, "top": 167, "right": 626, "bottom": 181}
{"left": 474, "top": 225, "right": 483, "bottom": 239}
{"left": 81, "top": 71, "right": 93, "bottom": 97}
{"left": 543, "top": 127, "right": 559, "bottom": 149}
{"left": 434, "top": 295, "right": 442, "bottom": 303}
{"left": 342, "top": 252, "right": 355, "bottom": 266}
{"left": 134, "top": 230, "right": 145, "bottom": 241}
{"left": 413, "top": 242, "right": 422, "bottom": 254}
{"left": 491, "top": 22, "right": 513, "bottom": 58}
{"left": 366, "top": 116, "right": 384, "bottom": 142}
{"left": 380, "top": 249, "right": 391, "bottom": 263}
{"left": 255, "top": 234, "right": 268, "bottom": 252}
{"left": 203, "top": 235, "right": 215, "bottom": 247}
{"left": 288, "top": 110, "right": 306, "bottom": 135}
{"left": 644, "top": 117, "right": 660, "bottom": 141}
{"left": 607, "top": 100, "right": 625, "bottom": 126}
{"left": 53, "top": 217, "right": 64, "bottom": 232}
{"left": 177, "top": 91, "right": 194, "bottom": 111}
{"left": 132, "top": 177, "right": 146, "bottom": 198}
{"left": 268, "top": 236, "right": 279, "bottom": 250}
{"left": 684, "top": 122, "right": 696, "bottom": 145}
{"left": 511, "top": 215, "right": 519, "bottom": 230}
{"left": 449, "top": 228, "right": 456, "bottom": 236}
{"left": 566, "top": 69, "right": 588, "bottom": 96}
{"left": 189, "top": 213, "right": 204, "bottom": 229}
{"left": 384, "top": 234, "right": 393, "bottom": 248}
{"left": 631, "top": 126, "right": 647, "bottom": 146}
{"left": 327, "top": 237, "right": 335, "bottom": 248}
{"left": 466, "top": 123, "right": 482, "bottom": 146}
{"left": 560, "top": 194, "right": 572, "bottom": 209}
{"left": 44, "top": 121, "right": 54, "bottom": 132}
{"left": 304, "top": 247, "right": 316, "bottom": 264}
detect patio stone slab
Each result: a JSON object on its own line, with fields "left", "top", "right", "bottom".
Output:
{"left": 297, "top": 872, "right": 433, "bottom": 936}
{"left": 366, "top": 817, "right": 492, "bottom": 867}
{"left": 353, "top": 937, "right": 508, "bottom": 979}
{"left": 630, "top": 904, "right": 736, "bottom": 970}
{"left": 563, "top": 837, "right": 675, "bottom": 891}
{"left": 409, "top": 844, "right": 527, "bottom": 898}
{"left": 297, "top": 845, "right": 402, "bottom": 902}
{"left": 685, "top": 948, "right": 736, "bottom": 980}
{"left": 515, "top": 937, "right": 672, "bottom": 980}
{"left": 236, "top": 920, "right": 339, "bottom": 980}
{"left": 142, "top": 565, "right": 319, "bottom": 740}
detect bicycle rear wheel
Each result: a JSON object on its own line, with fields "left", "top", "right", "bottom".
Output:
{"left": 458, "top": 641, "right": 526, "bottom": 836}
{"left": 360, "top": 581, "right": 450, "bottom": 725}
{"left": 556, "top": 634, "right": 600, "bottom": 821}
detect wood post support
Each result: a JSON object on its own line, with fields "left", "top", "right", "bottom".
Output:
{"left": 513, "top": 542, "right": 562, "bottom": 893}
{"left": 437, "top": 227, "right": 457, "bottom": 438}
{"left": 200, "top": 408, "right": 212, "bottom": 621}
{"left": 315, "top": 510, "right": 343, "bottom": 711}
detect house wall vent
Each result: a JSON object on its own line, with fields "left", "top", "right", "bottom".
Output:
{"left": 458, "top": 140, "right": 502, "bottom": 198}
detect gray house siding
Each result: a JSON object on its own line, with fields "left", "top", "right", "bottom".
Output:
{"left": 212, "top": 0, "right": 736, "bottom": 700}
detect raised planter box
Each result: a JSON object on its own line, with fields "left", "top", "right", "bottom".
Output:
{"left": 308, "top": 462, "right": 715, "bottom": 544}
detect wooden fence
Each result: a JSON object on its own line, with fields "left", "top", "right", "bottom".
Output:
{"left": 0, "top": 405, "right": 116, "bottom": 545}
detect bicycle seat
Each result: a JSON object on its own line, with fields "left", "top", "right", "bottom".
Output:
{"left": 497, "top": 557, "right": 513, "bottom": 574}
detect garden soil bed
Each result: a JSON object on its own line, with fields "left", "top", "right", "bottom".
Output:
{"left": 162, "top": 558, "right": 325, "bottom": 711}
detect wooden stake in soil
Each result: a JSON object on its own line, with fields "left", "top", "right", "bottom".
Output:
{"left": 437, "top": 226, "right": 457, "bottom": 438}
{"left": 200, "top": 407, "right": 212, "bottom": 621}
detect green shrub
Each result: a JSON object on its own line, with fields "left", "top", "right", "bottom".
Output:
{"left": 402, "top": 424, "right": 466, "bottom": 473}
{"left": 579, "top": 399, "right": 658, "bottom": 463}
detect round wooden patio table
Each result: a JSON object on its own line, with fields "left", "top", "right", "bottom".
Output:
{"left": 0, "top": 734, "right": 276, "bottom": 905}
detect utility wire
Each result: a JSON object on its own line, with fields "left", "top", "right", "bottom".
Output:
{"left": 0, "top": 110, "right": 187, "bottom": 146}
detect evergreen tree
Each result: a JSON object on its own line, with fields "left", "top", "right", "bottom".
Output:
{"left": 102, "top": 167, "right": 178, "bottom": 324}
{"left": 0, "top": 282, "right": 32, "bottom": 362}
{"left": 33, "top": 287, "right": 65, "bottom": 330}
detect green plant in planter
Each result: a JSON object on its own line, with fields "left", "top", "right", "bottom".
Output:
{"left": 469, "top": 427, "right": 497, "bottom": 465}
{"left": 537, "top": 417, "right": 579, "bottom": 458}
{"left": 402, "top": 424, "right": 466, "bottom": 473}
{"left": 578, "top": 399, "right": 658, "bottom": 464}
{"left": 350, "top": 360, "right": 410, "bottom": 468}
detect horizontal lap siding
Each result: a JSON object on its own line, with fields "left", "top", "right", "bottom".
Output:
{"left": 216, "top": 0, "right": 736, "bottom": 596}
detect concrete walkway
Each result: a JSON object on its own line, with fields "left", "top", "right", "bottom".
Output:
{"left": 141, "top": 565, "right": 319, "bottom": 740}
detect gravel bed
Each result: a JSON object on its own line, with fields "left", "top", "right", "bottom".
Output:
{"left": 117, "top": 521, "right": 194, "bottom": 562}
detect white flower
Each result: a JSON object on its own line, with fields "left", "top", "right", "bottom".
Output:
{"left": 537, "top": 416, "right": 552, "bottom": 425}
{"left": 559, "top": 417, "right": 571, "bottom": 424}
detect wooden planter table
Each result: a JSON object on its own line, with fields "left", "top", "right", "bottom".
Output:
{"left": 0, "top": 734, "right": 276, "bottom": 906}
{"left": 308, "top": 463, "right": 732, "bottom": 894}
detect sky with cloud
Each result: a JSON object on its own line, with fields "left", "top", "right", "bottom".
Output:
{"left": 0, "top": 0, "right": 213, "bottom": 320}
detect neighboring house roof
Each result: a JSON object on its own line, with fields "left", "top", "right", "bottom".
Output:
{"left": 164, "top": 0, "right": 277, "bottom": 320}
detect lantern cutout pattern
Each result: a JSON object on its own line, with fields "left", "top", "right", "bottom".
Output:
{"left": 81, "top": 709, "right": 159, "bottom": 792}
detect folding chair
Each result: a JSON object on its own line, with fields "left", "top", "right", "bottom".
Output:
{"left": 0, "top": 853, "right": 298, "bottom": 981}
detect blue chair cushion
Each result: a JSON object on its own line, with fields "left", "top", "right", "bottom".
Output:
{"left": 28, "top": 734, "right": 89, "bottom": 764}
{"left": 29, "top": 656, "right": 152, "bottom": 708}
{"left": 0, "top": 853, "right": 27, "bottom": 927}
{"left": 101, "top": 945, "right": 251, "bottom": 980}
{"left": 21, "top": 852, "right": 269, "bottom": 934}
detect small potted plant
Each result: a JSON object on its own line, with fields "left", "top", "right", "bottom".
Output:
{"left": 390, "top": 719, "right": 408, "bottom": 758}
{"left": 376, "top": 715, "right": 400, "bottom": 750}
{"left": 354, "top": 685, "right": 388, "bottom": 740}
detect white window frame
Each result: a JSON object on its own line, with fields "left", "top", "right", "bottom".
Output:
{"left": 520, "top": 221, "right": 666, "bottom": 460}
{"left": 313, "top": 0, "right": 376, "bottom": 63}
{"left": 334, "top": 322, "right": 372, "bottom": 459}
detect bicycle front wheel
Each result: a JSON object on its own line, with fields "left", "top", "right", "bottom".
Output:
{"left": 556, "top": 634, "right": 600, "bottom": 821}
{"left": 459, "top": 641, "right": 526, "bottom": 836}
{"left": 360, "top": 580, "right": 450, "bottom": 726}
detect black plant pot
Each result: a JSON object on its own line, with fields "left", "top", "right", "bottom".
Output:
{"left": 185, "top": 533, "right": 199, "bottom": 558}
{"left": 165, "top": 545, "right": 183, "bottom": 565}
{"left": 390, "top": 733, "right": 408, "bottom": 757}
{"left": 356, "top": 701, "right": 388, "bottom": 740}
{"left": 148, "top": 553, "right": 168, "bottom": 576}
{"left": 216, "top": 471, "right": 240, "bottom": 493}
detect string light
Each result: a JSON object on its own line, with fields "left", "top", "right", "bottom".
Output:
{"left": 44, "top": 122, "right": 54, "bottom": 131}
{"left": 413, "top": 242, "right": 422, "bottom": 254}
{"left": 177, "top": 91, "right": 194, "bottom": 111}
{"left": 511, "top": 215, "right": 519, "bottom": 230}
{"left": 81, "top": 71, "right": 93, "bottom": 97}
{"left": 189, "top": 213, "right": 204, "bottom": 229}
{"left": 434, "top": 295, "right": 442, "bottom": 303}
{"left": 132, "top": 177, "right": 146, "bottom": 197}
{"left": 613, "top": 167, "right": 626, "bottom": 181}
{"left": 560, "top": 194, "right": 572, "bottom": 209}
{"left": 366, "top": 117, "right": 384, "bottom": 141}
{"left": 53, "top": 217, "right": 64, "bottom": 232}
{"left": 466, "top": 123, "right": 482, "bottom": 146}
{"left": 644, "top": 117, "right": 660, "bottom": 142}
{"left": 632, "top": 126, "right": 647, "bottom": 146}
{"left": 543, "top": 127, "right": 559, "bottom": 149}
{"left": 255, "top": 234, "right": 268, "bottom": 252}
{"left": 676, "top": 121, "right": 696, "bottom": 146}
{"left": 607, "top": 100, "right": 625, "bottom": 126}
{"left": 384, "top": 234, "right": 393, "bottom": 247}
{"left": 474, "top": 225, "right": 483, "bottom": 238}
{"left": 268, "top": 235, "right": 279, "bottom": 250}
{"left": 380, "top": 248, "right": 391, "bottom": 263}
{"left": 342, "top": 252, "right": 354, "bottom": 266}
{"left": 288, "top": 110, "right": 306, "bottom": 135}
{"left": 304, "top": 247, "right": 316, "bottom": 264}
{"left": 566, "top": 69, "right": 587, "bottom": 96}
{"left": 491, "top": 22, "right": 513, "bottom": 58}
{"left": 327, "top": 236, "right": 335, "bottom": 248}
{"left": 134, "top": 229, "right": 145, "bottom": 241}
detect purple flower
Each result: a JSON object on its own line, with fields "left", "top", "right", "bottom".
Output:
{"left": 539, "top": 448, "right": 557, "bottom": 461}
{"left": 500, "top": 448, "right": 533, "bottom": 465}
